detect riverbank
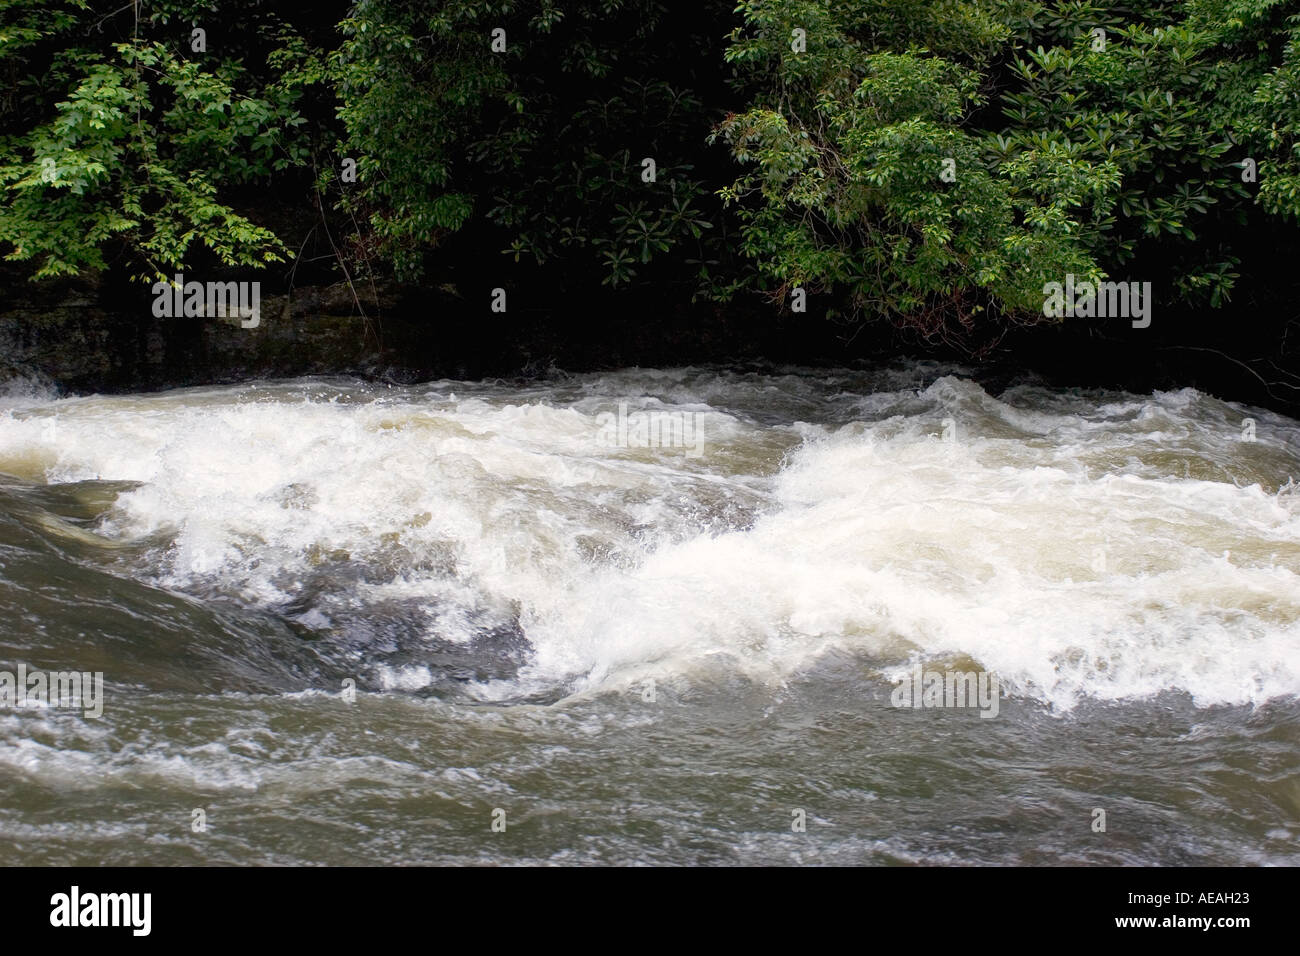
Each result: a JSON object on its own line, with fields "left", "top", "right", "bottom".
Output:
{"left": 3, "top": 272, "right": 1297, "bottom": 420}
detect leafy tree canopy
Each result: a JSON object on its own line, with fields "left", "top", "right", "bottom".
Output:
{"left": 1, "top": 0, "right": 1298, "bottom": 340}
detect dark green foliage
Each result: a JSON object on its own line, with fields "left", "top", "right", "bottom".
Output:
{"left": 714, "top": 0, "right": 1300, "bottom": 332}
{"left": 0, "top": 0, "right": 324, "bottom": 280}
{"left": 332, "top": 0, "right": 729, "bottom": 291}
{"left": 1, "top": 0, "right": 1298, "bottom": 340}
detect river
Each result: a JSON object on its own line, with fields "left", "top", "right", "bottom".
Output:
{"left": 0, "top": 363, "right": 1297, "bottom": 864}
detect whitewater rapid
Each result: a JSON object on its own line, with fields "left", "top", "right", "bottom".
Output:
{"left": 2, "top": 365, "right": 1298, "bottom": 710}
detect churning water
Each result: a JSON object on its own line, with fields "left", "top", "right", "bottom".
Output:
{"left": 0, "top": 363, "right": 1297, "bottom": 864}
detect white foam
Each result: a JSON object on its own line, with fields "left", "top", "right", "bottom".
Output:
{"left": 1, "top": 372, "right": 1296, "bottom": 708}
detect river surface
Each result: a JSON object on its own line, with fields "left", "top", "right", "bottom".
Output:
{"left": 0, "top": 363, "right": 1297, "bottom": 865}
